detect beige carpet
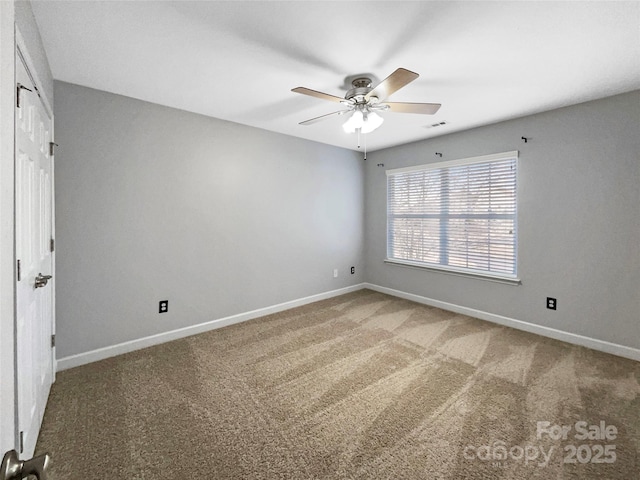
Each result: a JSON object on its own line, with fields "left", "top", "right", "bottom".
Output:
{"left": 36, "top": 289, "right": 639, "bottom": 479}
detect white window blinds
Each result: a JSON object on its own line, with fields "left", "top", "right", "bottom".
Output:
{"left": 386, "top": 151, "right": 518, "bottom": 279}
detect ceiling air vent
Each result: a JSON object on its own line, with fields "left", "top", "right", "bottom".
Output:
{"left": 425, "top": 121, "right": 448, "bottom": 129}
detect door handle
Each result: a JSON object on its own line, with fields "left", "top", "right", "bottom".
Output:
{"left": 1, "top": 450, "right": 51, "bottom": 480}
{"left": 34, "top": 273, "right": 52, "bottom": 289}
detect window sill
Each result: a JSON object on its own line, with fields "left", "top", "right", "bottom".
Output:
{"left": 384, "top": 259, "right": 522, "bottom": 286}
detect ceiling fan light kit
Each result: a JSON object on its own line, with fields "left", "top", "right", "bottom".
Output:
{"left": 342, "top": 109, "right": 363, "bottom": 133}
{"left": 360, "top": 111, "right": 384, "bottom": 134}
{"left": 342, "top": 109, "right": 384, "bottom": 134}
{"left": 292, "top": 67, "right": 442, "bottom": 146}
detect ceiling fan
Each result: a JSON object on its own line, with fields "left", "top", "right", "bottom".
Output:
{"left": 292, "top": 68, "right": 441, "bottom": 135}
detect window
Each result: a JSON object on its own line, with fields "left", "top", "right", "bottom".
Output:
{"left": 386, "top": 151, "right": 518, "bottom": 283}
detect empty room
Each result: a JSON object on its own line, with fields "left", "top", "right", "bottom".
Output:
{"left": 1, "top": 1, "right": 638, "bottom": 479}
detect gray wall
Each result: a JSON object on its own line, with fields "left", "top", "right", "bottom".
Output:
{"left": 365, "top": 91, "right": 640, "bottom": 350}
{"left": 55, "top": 82, "right": 639, "bottom": 359}
{"left": 54, "top": 81, "right": 364, "bottom": 358}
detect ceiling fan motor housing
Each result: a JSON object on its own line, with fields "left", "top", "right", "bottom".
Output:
{"left": 345, "top": 77, "right": 375, "bottom": 103}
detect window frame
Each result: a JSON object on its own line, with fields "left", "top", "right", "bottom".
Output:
{"left": 385, "top": 151, "right": 520, "bottom": 285}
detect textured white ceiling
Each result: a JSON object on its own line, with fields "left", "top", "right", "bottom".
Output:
{"left": 31, "top": 0, "right": 640, "bottom": 152}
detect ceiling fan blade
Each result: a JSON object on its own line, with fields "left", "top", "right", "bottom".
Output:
{"left": 292, "top": 87, "right": 345, "bottom": 103}
{"left": 299, "top": 110, "right": 350, "bottom": 125}
{"left": 384, "top": 102, "right": 441, "bottom": 114}
{"left": 365, "top": 68, "right": 419, "bottom": 102}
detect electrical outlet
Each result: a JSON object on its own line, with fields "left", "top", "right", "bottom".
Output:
{"left": 333, "top": 269, "right": 338, "bottom": 278}
{"left": 351, "top": 266, "right": 355, "bottom": 274}
{"left": 159, "top": 300, "right": 168, "bottom": 313}
{"left": 546, "top": 297, "right": 557, "bottom": 310}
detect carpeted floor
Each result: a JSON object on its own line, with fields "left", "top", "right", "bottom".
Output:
{"left": 36, "top": 289, "right": 639, "bottom": 479}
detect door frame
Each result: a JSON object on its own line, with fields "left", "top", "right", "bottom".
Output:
{"left": 0, "top": 0, "right": 17, "bottom": 455}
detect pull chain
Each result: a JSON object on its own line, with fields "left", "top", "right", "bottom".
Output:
{"left": 364, "top": 132, "right": 367, "bottom": 160}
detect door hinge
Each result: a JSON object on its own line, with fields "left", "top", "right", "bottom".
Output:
{"left": 49, "top": 142, "right": 58, "bottom": 157}
{"left": 17, "top": 259, "right": 21, "bottom": 281}
{"left": 50, "top": 238, "right": 55, "bottom": 252}
{"left": 16, "top": 83, "right": 32, "bottom": 108}
{"left": 19, "top": 431, "right": 24, "bottom": 453}
{"left": 51, "top": 334, "right": 56, "bottom": 348}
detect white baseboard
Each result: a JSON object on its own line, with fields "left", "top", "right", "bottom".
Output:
{"left": 57, "top": 283, "right": 366, "bottom": 371}
{"left": 58, "top": 281, "right": 639, "bottom": 371}
{"left": 363, "top": 283, "right": 640, "bottom": 362}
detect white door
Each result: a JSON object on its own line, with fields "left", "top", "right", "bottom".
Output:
{"left": 15, "top": 50, "right": 54, "bottom": 459}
